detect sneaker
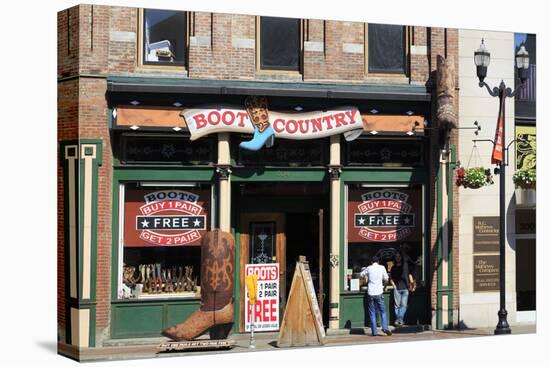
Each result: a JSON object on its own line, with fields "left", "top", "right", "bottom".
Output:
{"left": 394, "top": 320, "right": 402, "bottom": 327}
{"left": 382, "top": 329, "right": 393, "bottom": 336}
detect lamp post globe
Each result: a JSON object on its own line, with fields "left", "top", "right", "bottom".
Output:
{"left": 515, "top": 44, "right": 530, "bottom": 83}
{"left": 474, "top": 39, "right": 491, "bottom": 83}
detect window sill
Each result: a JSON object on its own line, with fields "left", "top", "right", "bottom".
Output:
{"left": 114, "top": 293, "right": 201, "bottom": 303}
{"left": 134, "top": 66, "right": 189, "bottom": 77}
{"left": 364, "top": 75, "right": 410, "bottom": 85}
{"left": 255, "top": 71, "right": 303, "bottom": 82}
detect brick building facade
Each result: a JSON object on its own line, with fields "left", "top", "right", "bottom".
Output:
{"left": 57, "top": 4, "right": 460, "bottom": 356}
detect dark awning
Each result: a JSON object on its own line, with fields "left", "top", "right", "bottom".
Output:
{"left": 107, "top": 76, "right": 431, "bottom": 102}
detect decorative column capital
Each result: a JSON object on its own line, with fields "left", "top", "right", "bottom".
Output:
{"left": 215, "top": 164, "right": 232, "bottom": 180}
{"left": 327, "top": 165, "right": 342, "bottom": 180}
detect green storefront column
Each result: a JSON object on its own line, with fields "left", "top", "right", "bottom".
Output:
{"left": 61, "top": 139, "right": 103, "bottom": 347}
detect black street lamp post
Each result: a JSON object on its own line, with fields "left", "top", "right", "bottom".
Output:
{"left": 473, "top": 39, "right": 530, "bottom": 335}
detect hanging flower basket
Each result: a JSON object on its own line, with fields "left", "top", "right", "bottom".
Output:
{"left": 513, "top": 168, "right": 536, "bottom": 207}
{"left": 512, "top": 168, "right": 536, "bottom": 189}
{"left": 456, "top": 167, "right": 494, "bottom": 189}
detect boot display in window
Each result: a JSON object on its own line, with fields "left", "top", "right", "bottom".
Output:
{"left": 162, "top": 230, "right": 235, "bottom": 341}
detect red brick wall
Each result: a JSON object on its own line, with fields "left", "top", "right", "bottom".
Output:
{"left": 304, "top": 20, "right": 365, "bottom": 81}
{"left": 188, "top": 12, "right": 256, "bottom": 79}
{"left": 78, "top": 77, "right": 112, "bottom": 334}
{"left": 428, "top": 27, "right": 460, "bottom": 321}
{"left": 57, "top": 6, "right": 79, "bottom": 78}
{"left": 410, "top": 26, "right": 429, "bottom": 84}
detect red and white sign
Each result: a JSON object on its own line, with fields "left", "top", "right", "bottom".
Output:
{"left": 244, "top": 263, "right": 280, "bottom": 332}
{"left": 124, "top": 188, "right": 210, "bottom": 247}
{"left": 348, "top": 189, "right": 422, "bottom": 243}
{"left": 491, "top": 97, "right": 505, "bottom": 164}
{"left": 181, "top": 106, "right": 363, "bottom": 141}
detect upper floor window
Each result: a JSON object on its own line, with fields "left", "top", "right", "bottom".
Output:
{"left": 141, "top": 9, "right": 188, "bottom": 67}
{"left": 258, "top": 16, "right": 301, "bottom": 72}
{"left": 366, "top": 23, "right": 407, "bottom": 75}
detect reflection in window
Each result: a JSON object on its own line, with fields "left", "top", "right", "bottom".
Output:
{"left": 143, "top": 9, "right": 187, "bottom": 66}
{"left": 259, "top": 17, "right": 301, "bottom": 71}
{"left": 368, "top": 23, "right": 406, "bottom": 74}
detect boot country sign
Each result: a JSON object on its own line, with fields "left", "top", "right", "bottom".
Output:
{"left": 124, "top": 188, "right": 210, "bottom": 247}
{"left": 181, "top": 106, "right": 363, "bottom": 141}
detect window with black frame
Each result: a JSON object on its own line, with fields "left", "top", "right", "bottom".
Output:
{"left": 259, "top": 16, "right": 301, "bottom": 71}
{"left": 142, "top": 9, "right": 187, "bottom": 66}
{"left": 367, "top": 23, "right": 407, "bottom": 75}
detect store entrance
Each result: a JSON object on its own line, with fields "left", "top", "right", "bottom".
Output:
{"left": 236, "top": 182, "right": 329, "bottom": 333}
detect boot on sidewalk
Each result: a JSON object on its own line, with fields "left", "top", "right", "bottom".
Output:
{"left": 162, "top": 230, "right": 235, "bottom": 341}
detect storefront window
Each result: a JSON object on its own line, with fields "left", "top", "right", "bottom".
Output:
{"left": 118, "top": 134, "right": 216, "bottom": 165}
{"left": 367, "top": 23, "right": 407, "bottom": 75}
{"left": 142, "top": 9, "right": 187, "bottom": 66}
{"left": 259, "top": 16, "right": 301, "bottom": 71}
{"left": 236, "top": 137, "right": 326, "bottom": 167}
{"left": 345, "top": 138, "right": 425, "bottom": 167}
{"left": 345, "top": 184, "right": 424, "bottom": 290}
{"left": 117, "top": 182, "right": 212, "bottom": 299}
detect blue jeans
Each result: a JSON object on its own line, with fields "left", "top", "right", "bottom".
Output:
{"left": 393, "top": 288, "right": 409, "bottom": 323}
{"left": 367, "top": 294, "right": 388, "bottom": 336}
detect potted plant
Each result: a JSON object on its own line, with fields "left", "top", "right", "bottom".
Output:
{"left": 513, "top": 168, "right": 536, "bottom": 207}
{"left": 456, "top": 167, "right": 494, "bottom": 189}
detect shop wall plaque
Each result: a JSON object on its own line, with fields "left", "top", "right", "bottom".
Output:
{"left": 473, "top": 216, "right": 499, "bottom": 253}
{"left": 473, "top": 255, "right": 500, "bottom": 292}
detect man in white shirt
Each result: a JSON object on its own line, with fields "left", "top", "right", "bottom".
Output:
{"left": 360, "top": 256, "right": 392, "bottom": 336}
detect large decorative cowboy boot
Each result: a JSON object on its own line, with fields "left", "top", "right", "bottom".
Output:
{"left": 239, "top": 96, "right": 275, "bottom": 151}
{"left": 162, "top": 230, "right": 235, "bottom": 341}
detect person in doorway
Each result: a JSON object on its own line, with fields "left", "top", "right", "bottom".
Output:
{"left": 390, "top": 251, "right": 416, "bottom": 326}
{"left": 360, "top": 256, "right": 392, "bottom": 336}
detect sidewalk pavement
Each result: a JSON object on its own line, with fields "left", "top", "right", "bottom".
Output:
{"left": 58, "top": 323, "right": 536, "bottom": 362}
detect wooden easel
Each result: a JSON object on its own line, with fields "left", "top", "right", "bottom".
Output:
{"left": 277, "top": 256, "right": 326, "bottom": 347}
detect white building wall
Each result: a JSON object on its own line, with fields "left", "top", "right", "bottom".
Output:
{"left": 458, "top": 30, "right": 519, "bottom": 328}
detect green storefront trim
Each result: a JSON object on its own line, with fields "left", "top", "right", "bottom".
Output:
{"left": 60, "top": 139, "right": 102, "bottom": 347}
{"left": 339, "top": 166, "right": 428, "bottom": 329}
{"left": 435, "top": 144, "right": 456, "bottom": 329}
{"left": 110, "top": 166, "right": 215, "bottom": 338}
{"left": 340, "top": 290, "right": 429, "bottom": 329}
{"left": 111, "top": 299, "right": 200, "bottom": 339}
{"left": 232, "top": 167, "right": 327, "bottom": 182}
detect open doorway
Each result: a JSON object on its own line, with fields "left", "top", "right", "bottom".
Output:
{"left": 236, "top": 182, "right": 329, "bottom": 331}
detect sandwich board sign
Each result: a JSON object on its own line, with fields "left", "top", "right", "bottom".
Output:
{"left": 278, "top": 256, "right": 326, "bottom": 347}
{"left": 244, "top": 263, "right": 280, "bottom": 332}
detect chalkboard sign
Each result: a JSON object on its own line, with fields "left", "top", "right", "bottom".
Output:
{"left": 278, "top": 256, "right": 326, "bottom": 347}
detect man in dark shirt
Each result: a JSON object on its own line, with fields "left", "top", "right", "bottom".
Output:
{"left": 389, "top": 252, "right": 416, "bottom": 326}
